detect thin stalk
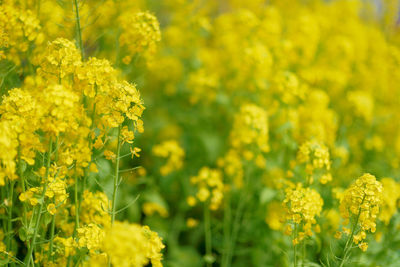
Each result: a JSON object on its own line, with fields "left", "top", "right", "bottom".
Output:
{"left": 111, "top": 126, "right": 122, "bottom": 224}
{"left": 48, "top": 136, "right": 59, "bottom": 260}
{"left": 221, "top": 191, "right": 231, "bottom": 266}
{"left": 338, "top": 219, "right": 359, "bottom": 267}
{"left": 224, "top": 170, "right": 251, "bottom": 267}
{"left": 48, "top": 213, "right": 56, "bottom": 260}
{"left": 225, "top": 193, "right": 245, "bottom": 265}
{"left": 73, "top": 0, "right": 84, "bottom": 59}
{"left": 107, "top": 126, "right": 122, "bottom": 267}
{"left": 204, "top": 204, "right": 212, "bottom": 267}
{"left": 20, "top": 175, "right": 28, "bottom": 226}
{"left": 338, "top": 196, "right": 365, "bottom": 267}
{"left": 74, "top": 176, "right": 80, "bottom": 231}
{"left": 79, "top": 175, "right": 86, "bottom": 209}
{"left": 293, "top": 224, "right": 298, "bottom": 267}
{"left": 17, "top": 145, "right": 30, "bottom": 257}
{"left": 24, "top": 137, "right": 53, "bottom": 266}
{"left": 6, "top": 181, "right": 15, "bottom": 253}
{"left": 36, "top": 0, "right": 40, "bottom": 17}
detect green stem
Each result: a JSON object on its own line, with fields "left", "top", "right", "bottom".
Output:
{"left": 107, "top": 126, "right": 122, "bottom": 267}
{"left": 294, "top": 224, "right": 298, "bottom": 267}
{"left": 48, "top": 212, "right": 56, "bottom": 260}
{"left": 74, "top": 176, "right": 80, "bottom": 231}
{"left": 338, "top": 197, "right": 365, "bottom": 267}
{"left": 36, "top": 0, "right": 40, "bottom": 17}
{"left": 221, "top": 191, "right": 231, "bottom": 267}
{"left": 204, "top": 204, "right": 212, "bottom": 267}
{"left": 17, "top": 145, "right": 30, "bottom": 260}
{"left": 18, "top": 162, "right": 28, "bottom": 227}
{"left": 224, "top": 170, "right": 251, "bottom": 267}
{"left": 24, "top": 137, "right": 53, "bottom": 266}
{"left": 6, "top": 181, "right": 15, "bottom": 254}
{"left": 73, "top": 0, "right": 84, "bottom": 59}
{"left": 48, "top": 136, "right": 59, "bottom": 260}
{"left": 111, "top": 126, "right": 121, "bottom": 224}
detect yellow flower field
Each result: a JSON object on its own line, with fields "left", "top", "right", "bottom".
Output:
{"left": 1, "top": 0, "right": 400, "bottom": 266}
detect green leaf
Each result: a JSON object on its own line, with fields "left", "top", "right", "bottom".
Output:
{"left": 260, "top": 188, "right": 276, "bottom": 204}
{"left": 18, "top": 228, "right": 27, "bottom": 242}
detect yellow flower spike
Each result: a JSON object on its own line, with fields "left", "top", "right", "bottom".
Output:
{"left": 143, "top": 202, "right": 169, "bottom": 218}
{"left": 230, "top": 104, "right": 269, "bottom": 155}
{"left": 283, "top": 183, "right": 323, "bottom": 245}
{"left": 102, "top": 221, "right": 165, "bottom": 267}
{"left": 189, "top": 167, "right": 224, "bottom": 210}
{"left": 152, "top": 140, "right": 184, "bottom": 175}
{"left": 339, "top": 173, "right": 382, "bottom": 254}
{"left": 77, "top": 224, "right": 105, "bottom": 252}
{"left": 119, "top": 11, "right": 161, "bottom": 57}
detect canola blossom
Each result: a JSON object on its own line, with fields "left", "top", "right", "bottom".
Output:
{"left": 1, "top": 0, "right": 400, "bottom": 266}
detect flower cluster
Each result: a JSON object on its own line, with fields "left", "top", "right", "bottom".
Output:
{"left": 189, "top": 167, "right": 224, "bottom": 210}
{"left": 0, "top": 5, "right": 162, "bottom": 263}
{"left": 0, "top": 2, "right": 42, "bottom": 65}
{"left": 2, "top": 0, "right": 400, "bottom": 266}
{"left": 379, "top": 178, "right": 400, "bottom": 225}
{"left": 296, "top": 140, "right": 331, "bottom": 184}
{"left": 339, "top": 173, "right": 383, "bottom": 251}
{"left": 230, "top": 104, "right": 269, "bottom": 159}
{"left": 283, "top": 183, "right": 323, "bottom": 245}
{"left": 152, "top": 140, "right": 185, "bottom": 176}
{"left": 101, "top": 222, "right": 165, "bottom": 267}
{"left": 119, "top": 11, "right": 161, "bottom": 63}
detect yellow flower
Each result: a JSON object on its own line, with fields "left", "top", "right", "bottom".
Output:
{"left": 190, "top": 167, "right": 224, "bottom": 210}
{"left": 121, "top": 126, "right": 134, "bottom": 144}
{"left": 152, "top": 140, "right": 185, "bottom": 176}
{"left": 37, "top": 38, "right": 81, "bottom": 80}
{"left": 296, "top": 140, "right": 331, "bottom": 184}
{"left": 379, "top": 178, "right": 400, "bottom": 224}
{"left": 119, "top": 11, "right": 161, "bottom": 57}
{"left": 47, "top": 204, "right": 56, "bottom": 215}
{"left": 74, "top": 190, "right": 111, "bottom": 228}
{"left": 186, "top": 196, "right": 197, "bottom": 207}
{"left": 143, "top": 202, "right": 169, "bottom": 218}
{"left": 102, "top": 221, "right": 165, "bottom": 267}
{"left": 334, "top": 231, "right": 342, "bottom": 239}
{"left": 77, "top": 224, "right": 105, "bottom": 252}
{"left": 130, "top": 147, "right": 142, "bottom": 158}
{"left": 339, "top": 173, "right": 383, "bottom": 250}
{"left": 265, "top": 201, "right": 285, "bottom": 231}
{"left": 230, "top": 103, "right": 269, "bottom": 154}
{"left": 104, "top": 150, "right": 116, "bottom": 161}
{"left": 186, "top": 218, "right": 199, "bottom": 228}
{"left": 358, "top": 241, "right": 368, "bottom": 252}
{"left": 283, "top": 183, "right": 323, "bottom": 244}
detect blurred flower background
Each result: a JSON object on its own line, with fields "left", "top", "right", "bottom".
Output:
{"left": 1, "top": 0, "right": 400, "bottom": 266}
